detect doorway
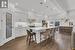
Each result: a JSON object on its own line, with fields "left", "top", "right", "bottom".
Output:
{"left": 6, "top": 12, "right": 12, "bottom": 39}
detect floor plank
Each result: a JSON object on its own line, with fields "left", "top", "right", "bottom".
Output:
{"left": 0, "top": 31, "right": 71, "bottom": 50}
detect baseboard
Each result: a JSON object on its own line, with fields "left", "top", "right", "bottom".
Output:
{"left": 0, "top": 35, "right": 27, "bottom": 46}
{"left": 16, "top": 34, "right": 27, "bottom": 38}
{"left": 0, "top": 36, "right": 15, "bottom": 46}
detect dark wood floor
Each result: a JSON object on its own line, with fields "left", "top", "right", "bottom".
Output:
{"left": 0, "top": 31, "right": 72, "bottom": 50}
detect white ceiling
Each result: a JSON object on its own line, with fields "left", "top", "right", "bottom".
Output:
{"left": 8, "top": 0, "right": 75, "bottom": 16}
{"left": 9, "top": 0, "right": 65, "bottom": 16}
{"left": 53, "top": 0, "right": 75, "bottom": 11}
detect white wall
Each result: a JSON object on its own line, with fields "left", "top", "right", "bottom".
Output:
{"left": 0, "top": 9, "right": 8, "bottom": 46}
{"left": 0, "top": 9, "right": 27, "bottom": 46}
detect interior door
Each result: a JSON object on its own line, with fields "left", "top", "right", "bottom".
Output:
{"left": 6, "top": 12, "right": 12, "bottom": 39}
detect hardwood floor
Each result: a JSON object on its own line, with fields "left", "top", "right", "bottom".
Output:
{"left": 0, "top": 31, "right": 72, "bottom": 50}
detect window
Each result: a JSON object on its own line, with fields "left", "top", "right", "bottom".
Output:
{"left": 0, "top": 0, "right": 8, "bottom": 8}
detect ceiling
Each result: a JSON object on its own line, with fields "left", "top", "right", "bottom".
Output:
{"left": 52, "top": 0, "right": 75, "bottom": 11}
{"left": 8, "top": 0, "right": 75, "bottom": 16}
{"left": 9, "top": 0, "right": 65, "bottom": 16}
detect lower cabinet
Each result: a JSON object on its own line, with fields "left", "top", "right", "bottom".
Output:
{"left": 59, "top": 26, "right": 73, "bottom": 35}
{"left": 15, "top": 27, "right": 27, "bottom": 37}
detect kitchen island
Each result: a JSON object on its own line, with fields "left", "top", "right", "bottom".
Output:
{"left": 30, "top": 26, "right": 55, "bottom": 43}
{"left": 59, "top": 26, "right": 73, "bottom": 35}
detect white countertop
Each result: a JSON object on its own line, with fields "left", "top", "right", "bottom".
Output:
{"left": 30, "top": 26, "right": 55, "bottom": 30}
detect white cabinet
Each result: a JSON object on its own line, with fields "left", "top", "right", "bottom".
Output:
{"left": 15, "top": 27, "right": 27, "bottom": 37}
{"left": 14, "top": 22, "right": 28, "bottom": 37}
